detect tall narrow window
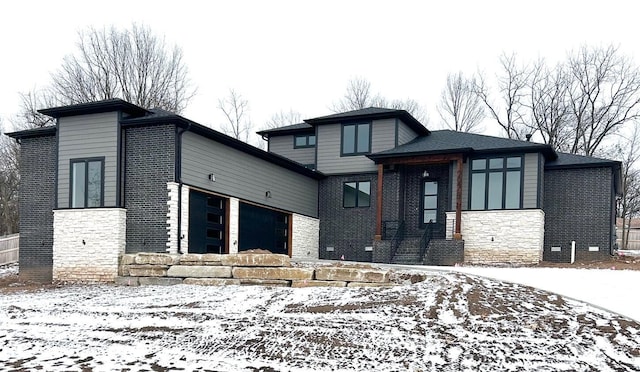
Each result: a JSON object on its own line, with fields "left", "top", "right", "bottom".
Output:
{"left": 70, "top": 158, "right": 104, "bottom": 208}
{"left": 343, "top": 181, "right": 371, "bottom": 208}
{"left": 342, "top": 123, "right": 371, "bottom": 155}
{"left": 422, "top": 181, "right": 438, "bottom": 224}
{"left": 470, "top": 156, "right": 522, "bottom": 210}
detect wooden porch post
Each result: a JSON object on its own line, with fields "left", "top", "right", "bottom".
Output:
{"left": 375, "top": 164, "right": 383, "bottom": 240}
{"left": 454, "top": 156, "right": 463, "bottom": 240}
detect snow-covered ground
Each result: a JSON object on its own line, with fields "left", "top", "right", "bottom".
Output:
{"left": 0, "top": 265, "right": 638, "bottom": 371}
{"left": 445, "top": 266, "right": 640, "bottom": 322}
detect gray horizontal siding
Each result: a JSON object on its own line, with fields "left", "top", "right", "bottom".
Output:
{"left": 316, "top": 119, "right": 396, "bottom": 175}
{"left": 57, "top": 112, "right": 119, "bottom": 208}
{"left": 181, "top": 132, "right": 318, "bottom": 217}
{"left": 397, "top": 120, "right": 418, "bottom": 145}
{"left": 269, "top": 135, "right": 315, "bottom": 166}
{"left": 523, "top": 152, "right": 539, "bottom": 208}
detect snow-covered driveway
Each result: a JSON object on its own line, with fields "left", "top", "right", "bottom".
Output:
{"left": 445, "top": 267, "right": 640, "bottom": 322}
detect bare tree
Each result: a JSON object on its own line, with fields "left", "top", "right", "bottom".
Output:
{"left": 615, "top": 124, "right": 640, "bottom": 249}
{"left": 527, "top": 60, "right": 572, "bottom": 151}
{"left": 474, "top": 53, "right": 530, "bottom": 139}
{"left": 12, "top": 89, "right": 57, "bottom": 129}
{"left": 566, "top": 45, "right": 640, "bottom": 156}
{"left": 331, "top": 77, "right": 429, "bottom": 124}
{"left": 15, "top": 24, "right": 195, "bottom": 128}
{"left": 263, "top": 109, "right": 303, "bottom": 129}
{"left": 0, "top": 119, "right": 19, "bottom": 235}
{"left": 437, "top": 72, "right": 484, "bottom": 132}
{"left": 331, "top": 77, "right": 378, "bottom": 112}
{"left": 218, "top": 89, "right": 252, "bottom": 142}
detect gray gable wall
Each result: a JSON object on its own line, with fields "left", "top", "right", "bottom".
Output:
{"left": 57, "top": 112, "right": 119, "bottom": 208}
{"left": 268, "top": 134, "right": 316, "bottom": 166}
{"left": 181, "top": 131, "right": 318, "bottom": 218}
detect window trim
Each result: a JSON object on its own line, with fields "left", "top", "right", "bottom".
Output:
{"left": 341, "top": 122, "right": 372, "bottom": 156}
{"left": 469, "top": 155, "right": 524, "bottom": 210}
{"left": 69, "top": 157, "right": 105, "bottom": 208}
{"left": 293, "top": 133, "right": 316, "bottom": 149}
{"left": 343, "top": 180, "right": 371, "bottom": 208}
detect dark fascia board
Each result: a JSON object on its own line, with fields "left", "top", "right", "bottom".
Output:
{"left": 368, "top": 145, "right": 555, "bottom": 163}
{"left": 121, "top": 115, "right": 325, "bottom": 180}
{"left": 305, "top": 111, "right": 430, "bottom": 136}
{"left": 5, "top": 126, "right": 57, "bottom": 139}
{"left": 38, "top": 99, "right": 149, "bottom": 119}
{"left": 368, "top": 147, "right": 474, "bottom": 162}
{"left": 256, "top": 127, "right": 315, "bottom": 137}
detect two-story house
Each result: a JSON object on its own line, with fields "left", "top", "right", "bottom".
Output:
{"left": 7, "top": 99, "right": 621, "bottom": 283}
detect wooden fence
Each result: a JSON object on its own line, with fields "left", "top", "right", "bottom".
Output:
{"left": 616, "top": 228, "right": 640, "bottom": 250}
{"left": 0, "top": 233, "right": 19, "bottom": 265}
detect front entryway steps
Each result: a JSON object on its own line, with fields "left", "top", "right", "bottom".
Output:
{"left": 391, "top": 237, "right": 423, "bottom": 265}
{"left": 390, "top": 238, "right": 466, "bottom": 266}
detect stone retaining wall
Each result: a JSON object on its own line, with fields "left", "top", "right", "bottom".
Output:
{"left": 118, "top": 252, "right": 394, "bottom": 288}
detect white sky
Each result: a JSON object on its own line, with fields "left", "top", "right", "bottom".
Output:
{"left": 1, "top": 0, "right": 639, "bottom": 136}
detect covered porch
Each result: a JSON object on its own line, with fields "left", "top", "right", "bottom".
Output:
{"left": 371, "top": 154, "right": 465, "bottom": 265}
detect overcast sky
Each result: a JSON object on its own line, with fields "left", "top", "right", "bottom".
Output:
{"left": 1, "top": 0, "right": 638, "bottom": 138}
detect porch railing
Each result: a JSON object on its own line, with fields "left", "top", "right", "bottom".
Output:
{"left": 419, "top": 223, "right": 442, "bottom": 263}
{"left": 388, "top": 221, "right": 405, "bottom": 263}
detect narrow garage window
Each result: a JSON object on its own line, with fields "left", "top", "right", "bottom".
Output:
{"left": 189, "top": 190, "right": 227, "bottom": 254}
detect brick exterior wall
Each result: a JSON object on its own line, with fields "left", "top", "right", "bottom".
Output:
{"left": 543, "top": 167, "right": 614, "bottom": 262}
{"left": 17, "top": 135, "right": 56, "bottom": 282}
{"left": 291, "top": 214, "right": 319, "bottom": 260}
{"left": 124, "top": 124, "right": 175, "bottom": 253}
{"left": 319, "top": 174, "right": 377, "bottom": 261}
{"left": 53, "top": 208, "right": 126, "bottom": 282}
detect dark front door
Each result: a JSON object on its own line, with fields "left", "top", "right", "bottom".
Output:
{"left": 189, "top": 190, "right": 227, "bottom": 254}
{"left": 239, "top": 202, "right": 289, "bottom": 255}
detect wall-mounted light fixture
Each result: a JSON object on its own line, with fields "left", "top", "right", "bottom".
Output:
{"left": 208, "top": 173, "right": 216, "bottom": 182}
{"left": 422, "top": 170, "right": 429, "bottom": 178}
{"left": 265, "top": 190, "right": 272, "bottom": 198}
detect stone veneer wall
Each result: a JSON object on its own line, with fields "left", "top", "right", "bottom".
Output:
{"left": 447, "top": 209, "right": 544, "bottom": 265}
{"left": 229, "top": 197, "right": 240, "bottom": 254}
{"left": 118, "top": 252, "right": 392, "bottom": 287}
{"left": 53, "top": 208, "right": 126, "bottom": 281}
{"left": 166, "top": 182, "right": 190, "bottom": 254}
{"left": 291, "top": 214, "right": 319, "bottom": 260}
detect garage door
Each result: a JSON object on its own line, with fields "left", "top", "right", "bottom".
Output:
{"left": 239, "top": 202, "right": 290, "bottom": 255}
{"left": 189, "top": 190, "right": 227, "bottom": 254}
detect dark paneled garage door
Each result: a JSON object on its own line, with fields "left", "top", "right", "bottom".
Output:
{"left": 239, "top": 202, "right": 289, "bottom": 255}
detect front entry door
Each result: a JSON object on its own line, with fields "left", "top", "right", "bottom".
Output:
{"left": 422, "top": 180, "right": 438, "bottom": 224}
{"left": 189, "top": 190, "right": 227, "bottom": 254}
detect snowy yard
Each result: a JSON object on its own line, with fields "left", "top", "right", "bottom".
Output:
{"left": 0, "top": 264, "right": 639, "bottom": 371}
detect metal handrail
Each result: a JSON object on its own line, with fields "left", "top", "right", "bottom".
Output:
{"left": 419, "top": 222, "right": 441, "bottom": 263}
{"left": 388, "top": 220, "right": 405, "bottom": 263}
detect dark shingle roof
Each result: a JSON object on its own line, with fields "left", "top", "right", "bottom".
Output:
{"left": 5, "top": 125, "right": 57, "bottom": 139}
{"left": 305, "top": 107, "right": 429, "bottom": 135}
{"left": 256, "top": 122, "right": 313, "bottom": 136}
{"left": 545, "top": 152, "right": 620, "bottom": 169}
{"left": 38, "top": 98, "right": 149, "bottom": 118}
{"left": 369, "top": 130, "right": 555, "bottom": 160}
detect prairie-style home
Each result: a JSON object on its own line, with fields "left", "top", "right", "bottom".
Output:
{"left": 7, "top": 99, "right": 621, "bottom": 282}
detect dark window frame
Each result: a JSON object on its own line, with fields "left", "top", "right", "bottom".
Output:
{"left": 341, "top": 122, "right": 372, "bottom": 156}
{"left": 469, "top": 155, "right": 523, "bottom": 210}
{"left": 69, "top": 157, "right": 105, "bottom": 208}
{"left": 343, "top": 180, "right": 371, "bottom": 208}
{"left": 293, "top": 133, "right": 316, "bottom": 148}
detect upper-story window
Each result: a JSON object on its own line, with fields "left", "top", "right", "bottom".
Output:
{"left": 70, "top": 158, "right": 104, "bottom": 208}
{"left": 294, "top": 134, "right": 316, "bottom": 148}
{"left": 470, "top": 156, "right": 522, "bottom": 210}
{"left": 342, "top": 122, "right": 371, "bottom": 156}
